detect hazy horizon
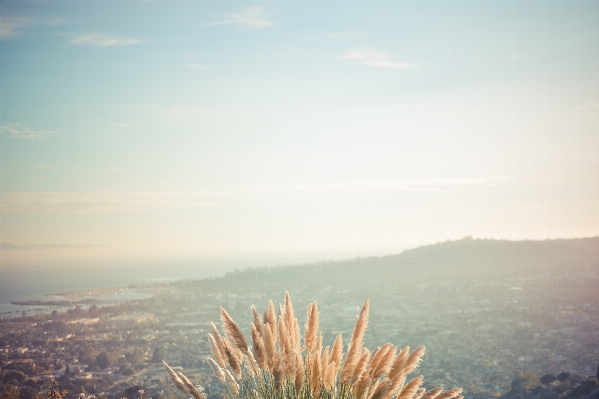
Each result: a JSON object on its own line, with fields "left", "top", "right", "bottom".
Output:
{"left": 2, "top": 1, "right": 599, "bottom": 271}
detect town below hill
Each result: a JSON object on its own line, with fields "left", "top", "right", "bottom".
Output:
{"left": 1, "top": 237, "right": 598, "bottom": 399}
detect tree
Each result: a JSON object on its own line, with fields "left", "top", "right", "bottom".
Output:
{"left": 2, "top": 371, "right": 28, "bottom": 384}
{"left": 125, "top": 348, "right": 145, "bottom": 365}
{"left": 18, "top": 386, "right": 37, "bottom": 399}
{"left": 0, "top": 386, "right": 20, "bottom": 399}
{"left": 541, "top": 374, "right": 557, "bottom": 385}
{"left": 96, "top": 351, "right": 116, "bottom": 369}
{"left": 557, "top": 372, "right": 572, "bottom": 382}
{"left": 151, "top": 346, "right": 165, "bottom": 363}
{"left": 87, "top": 305, "right": 99, "bottom": 318}
{"left": 124, "top": 385, "right": 147, "bottom": 399}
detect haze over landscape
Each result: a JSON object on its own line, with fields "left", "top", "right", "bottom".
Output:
{"left": 0, "top": 2, "right": 599, "bottom": 399}
{"left": 1, "top": 1, "right": 599, "bottom": 276}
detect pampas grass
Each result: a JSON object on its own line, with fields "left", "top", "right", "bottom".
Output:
{"left": 164, "top": 292, "right": 462, "bottom": 399}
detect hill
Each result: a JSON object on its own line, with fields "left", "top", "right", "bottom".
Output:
{"left": 188, "top": 236, "right": 599, "bottom": 293}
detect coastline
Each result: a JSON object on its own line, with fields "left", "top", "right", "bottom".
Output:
{"left": 2, "top": 285, "right": 155, "bottom": 319}
{"left": 48, "top": 286, "right": 142, "bottom": 301}
{"left": 0, "top": 265, "right": 224, "bottom": 319}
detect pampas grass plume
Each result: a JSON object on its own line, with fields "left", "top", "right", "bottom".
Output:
{"left": 164, "top": 294, "right": 461, "bottom": 399}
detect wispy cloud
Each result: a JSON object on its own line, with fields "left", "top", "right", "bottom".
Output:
{"left": 208, "top": 6, "right": 274, "bottom": 30}
{"left": 198, "top": 177, "right": 508, "bottom": 194}
{"left": 0, "top": 191, "right": 215, "bottom": 214}
{"left": 255, "top": 176, "right": 509, "bottom": 194}
{"left": 0, "top": 13, "right": 66, "bottom": 40}
{"left": 70, "top": 33, "right": 140, "bottom": 47}
{"left": 0, "top": 123, "right": 56, "bottom": 139}
{"left": 0, "top": 15, "right": 31, "bottom": 40}
{"left": 342, "top": 48, "right": 416, "bottom": 68}
{"left": 0, "top": 242, "right": 110, "bottom": 250}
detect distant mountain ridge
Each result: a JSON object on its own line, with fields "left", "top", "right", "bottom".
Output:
{"left": 203, "top": 236, "right": 599, "bottom": 292}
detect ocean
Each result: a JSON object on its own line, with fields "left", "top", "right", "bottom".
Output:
{"left": 0, "top": 263, "right": 231, "bottom": 317}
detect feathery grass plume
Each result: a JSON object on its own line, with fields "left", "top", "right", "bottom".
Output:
{"left": 413, "top": 388, "right": 426, "bottom": 399}
{"left": 354, "top": 368, "right": 372, "bottom": 399}
{"left": 369, "top": 344, "right": 393, "bottom": 379}
{"left": 223, "top": 340, "right": 242, "bottom": 378}
{"left": 225, "top": 369, "right": 239, "bottom": 394}
{"left": 350, "top": 348, "right": 371, "bottom": 385}
{"left": 244, "top": 350, "right": 259, "bottom": 375}
{"left": 278, "top": 314, "right": 291, "bottom": 358}
{"left": 264, "top": 320, "right": 276, "bottom": 371}
{"left": 266, "top": 300, "right": 277, "bottom": 338}
{"left": 163, "top": 361, "right": 189, "bottom": 394}
{"left": 164, "top": 293, "right": 461, "bottom": 399}
{"left": 323, "top": 358, "right": 337, "bottom": 391}
{"left": 331, "top": 334, "right": 343, "bottom": 374}
{"left": 208, "top": 334, "right": 226, "bottom": 368}
{"left": 220, "top": 306, "right": 250, "bottom": 356}
{"left": 388, "top": 346, "right": 410, "bottom": 380}
{"left": 374, "top": 345, "right": 397, "bottom": 379}
{"left": 207, "top": 357, "right": 226, "bottom": 382}
{"left": 284, "top": 292, "right": 296, "bottom": 348}
{"left": 420, "top": 387, "right": 443, "bottom": 399}
{"left": 210, "top": 323, "right": 228, "bottom": 365}
{"left": 250, "top": 323, "right": 267, "bottom": 369}
{"left": 179, "top": 371, "right": 207, "bottom": 399}
{"left": 402, "top": 346, "right": 425, "bottom": 375}
{"left": 398, "top": 376, "right": 423, "bottom": 399}
{"left": 292, "top": 317, "right": 302, "bottom": 354}
{"left": 382, "top": 371, "right": 407, "bottom": 399}
{"left": 273, "top": 355, "right": 284, "bottom": 390}
{"left": 371, "top": 379, "right": 392, "bottom": 399}
{"left": 277, "top": 314, "right": 295, "bottom": 377}
{"left": 279, "top": 320, "right": 295, "bottom": 377}
{"left": 252, "top": 305, "right": 263, "bottom": 336}
{"left": 309, "top": 350, "right": 322, "bottom": 399}
{"left": 370, "top": 346, "right": 381, "bottom": 366}
{"left": 342, "top": 299, "right": 370, "bottom": 382}
{"left": 316, "top": 333, "right": 323, "bottom": 359}
{"left": 321, "top": 346, "right": 330, "bottom": 375}
{"left": 305, "top": 302, "right": 319, "bottom": 354}
{"left": 433, "top": 389, "right": 463, "bottom": 399}
{"left": 294, "top": 351, "right": 305, "bottom": 392}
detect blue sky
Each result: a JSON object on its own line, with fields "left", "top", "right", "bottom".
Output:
{"left": 1, "top": 1, "right": 599, "bottom": 270}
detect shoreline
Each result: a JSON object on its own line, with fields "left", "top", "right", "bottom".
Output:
{"left": 2, "top": 286, "right": 156, "bottom": 319}
{"left": 47, "top": 286, "right": 135, "bottom": 301}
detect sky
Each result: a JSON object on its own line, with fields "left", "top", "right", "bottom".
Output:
{"left": 1, "top": 0, "right": 598, "bottom": 272}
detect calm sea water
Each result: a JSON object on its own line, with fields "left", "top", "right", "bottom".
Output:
{"left": 0, "top": 263, "right": 231, "bottom": 317}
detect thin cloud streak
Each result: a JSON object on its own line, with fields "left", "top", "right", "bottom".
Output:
{"left": 208, "top": 6, "right": 274, "bottom": 30}
{"left": 0, "top": 15, "right": 31, "bottom": 39}
{"left": 0, "top": 191, "right": 216, "bottom": 214}
{"left": 254, "top": 176, "right": 510, "bottom": 194}
{"left": 0, "top": 123, "right": 56, "bottom": 139}
{"left": 0, "top": 177, "right": 509, "bottom": 214}
{"left": 0, "top": 243, "right": 111, "bottom": 250}
{"left": 70, "top": 33, "right": 140, "bottom": 47}
{"left": 342, "top": 48, "right": 416, "bottom": 68}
